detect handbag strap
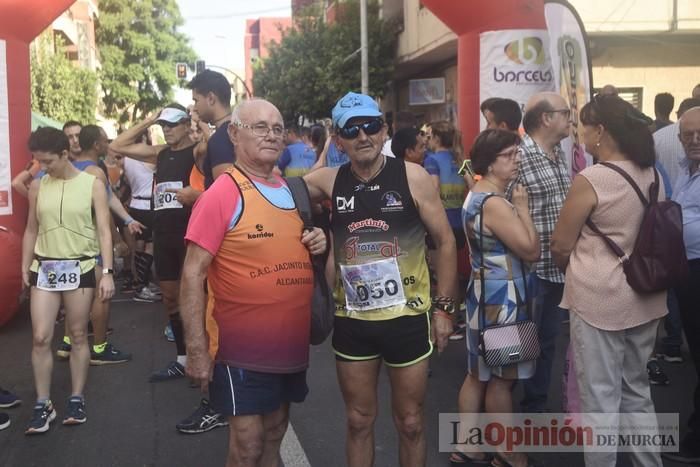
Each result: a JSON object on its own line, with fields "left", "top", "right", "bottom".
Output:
{"left": 476, "top": 193, "right": 531, "bottom": 332}
{"left": 585, "top": 163, "right": 659, "bottom": 262}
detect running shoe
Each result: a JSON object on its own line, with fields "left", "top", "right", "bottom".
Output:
{"left": 90, "top": 343, "right": 132, "bottom": 365}
{"left": 134, "top": 286, "right": 162, "bottom": 303}
{"left": 164, "top": 323, "right": 175, "bottom": 342}
{"left": 176, "top": 399, "right": 228, "bottom": 434}
{"left": 0, "top": 413, "right": 9, "bottom": 431}
{"left": 449, "top": 323, "right": 467, "bottom": 341}
{"left": 62, "top": 397, "right": 86, "bottom": 425}
{"left": 56, "top": 341, "right": 71, "bottom": 360}
{"left": 656, "top": 348, "right": 684, "bottom": 363}
{"left": 0, "top": 387, "right": 21, "bottom": 408}
{"left": 647, "top": 359, "right": 669, "bottom": 385}
{"left": 149, "top": 361, "right": 186, "bottom": 382}
{"left": 25, "top": 401, "right": 56, "bottom": 435}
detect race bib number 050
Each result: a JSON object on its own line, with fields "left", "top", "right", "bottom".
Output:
{"left": 340, "top": 258, "right": 406, "bottom": 311}
{"left": 37, "top": 260, "right": 81, "bottom": 291}
{"left": 154, "top": 181, "right": 183, "bottom": 210}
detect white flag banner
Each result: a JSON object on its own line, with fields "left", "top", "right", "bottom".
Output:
{"left": 545, "top": 0, "right": 594, "bottom": 176}
{"left": 0, "top": 39, "right": 12, "bottom": 216}
{"left": 479, "top": 29, "right": 555, "bottom": 131}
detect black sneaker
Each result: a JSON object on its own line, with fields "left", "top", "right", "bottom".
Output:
{"left": 25, "top": 401, "right": 56, "bottom": 435}
{"left": 56, "top": 341, "right": 71, "bottom": 360}
{"left": 62, "top": 397, "right": 86, "bottom": 425}
{"left": 149, "top": 361, "right": 186, "bottom": 382}
{"left": 647, "top": 359, "right": 669, "bottom": 385}
{"left": 90, "top": 343, "right": 132, "bottom": 365}
{"left": 176, "top": 399, "right": 228, "bottom": 434}
{"left": 656, "top": 348, "right": 684, "bottom": 363}
{"left": 0, "top": 387, "right": 21, "bottom": 408}
{"left": 0, "top": 413, "right": 9, "bottom": 431}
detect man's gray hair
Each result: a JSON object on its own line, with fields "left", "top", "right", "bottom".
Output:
{"left": 231, "top": 98, "right": 267, "bottom": 124}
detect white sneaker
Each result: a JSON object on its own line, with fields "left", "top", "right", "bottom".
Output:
{"left": 134, "top": 286, "right": 161, "bottom": 303}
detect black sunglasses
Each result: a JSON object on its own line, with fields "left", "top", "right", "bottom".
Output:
{"left": 338, "top": 119, "right": 384, "bottom": 139}
{"left": 159, "top": 120, "right": 187, "bottom": 128}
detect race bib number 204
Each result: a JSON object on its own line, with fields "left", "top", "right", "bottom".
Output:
{"left": 340, "top": 258, "right": 407, "bottom": 311}
{"left": 154, "top": 181, "right": 183, "bottom": 210}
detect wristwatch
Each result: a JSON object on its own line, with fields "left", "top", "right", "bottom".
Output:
{"left": 102, "top": 268, "right": 114, "bottom": 275}
{"left": 432, "top": 300, "right": 456, "bottom": 315}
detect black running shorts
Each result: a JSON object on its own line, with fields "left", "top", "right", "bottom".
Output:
{"left": 153, "top": 232, "right": 186, "bottom": 282}
{"left": 332, "top": 313, "right": 433, "bottom": 367}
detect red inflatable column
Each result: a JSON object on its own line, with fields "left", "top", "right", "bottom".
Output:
{"left": 421, "top": 0, "right": 547, "bottom": 145}
{"left": 0, "top": 0, "right": 75, "bottom": 327}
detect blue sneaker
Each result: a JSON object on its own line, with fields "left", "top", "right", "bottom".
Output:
{"left": 0, "top": 388, "right": 20, "bottom": 408}
{"left": 164, "top": 323, "right": 175, "bottom": 342}
{"left": 0, "top": 413, "right": 9, "bottom": 431}
{"left": 62, "top": 397, "right": 86, "bottom": 425}
{"left": 25, "top": 401, "right": 56, "bottom": 435}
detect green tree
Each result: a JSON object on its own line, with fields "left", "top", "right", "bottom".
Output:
{"left": 96, "top": 0, "right": 196, "bottom": 125}
{"left": 253, "top": 0, "right": 398, "bottom": 123}
{"left": 31, "top": 33, "right": 98, "bottom": 124}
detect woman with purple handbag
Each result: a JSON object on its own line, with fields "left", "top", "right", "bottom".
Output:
{"left": 450, "top": 129, "right": 540, "bottom": 467}
{"left": 551, "top": 94, "right": 667, "bottom": 467}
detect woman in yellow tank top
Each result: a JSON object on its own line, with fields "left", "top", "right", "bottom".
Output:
{"left": 20, "top": 127, "right": 114, "bottom": 434}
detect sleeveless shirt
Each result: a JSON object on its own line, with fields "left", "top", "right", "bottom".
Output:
{"left": 206, "top": 167, "right": 313, "bottom": 373}
{"left": 31, "top": 171, "right": 98, "bottom": 273}
{"left": 153, "top": 144, "right": 196, "bottom": 235}
{"left": 331, "top": 156, "right": 431, "bottom": 321}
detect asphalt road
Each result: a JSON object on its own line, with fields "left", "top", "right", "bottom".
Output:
{"left": 0, "top": 289, "right": 696, "bottom": 467}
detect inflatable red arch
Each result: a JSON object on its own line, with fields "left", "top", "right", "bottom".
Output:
{"left": 0, "top": 0, "right": 74, "bottom": 326}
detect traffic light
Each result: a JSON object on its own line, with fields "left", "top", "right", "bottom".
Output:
{"left": 176, "top": 63, "right": 187, "bottom": 79}
{"left": 195, "top": 60, "right": 206, "bottom": 74}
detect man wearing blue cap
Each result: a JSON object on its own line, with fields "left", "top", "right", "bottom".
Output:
{"left": 304, "top": 92, "right": 458, "bottom": 467}
{"left": 110, "top": 103, "right": 199, "bottom": 382}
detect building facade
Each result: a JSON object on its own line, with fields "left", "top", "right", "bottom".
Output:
{"left": 382, "top": 0, "right": 700, "bottom": 124}
{"left": 244, "top": 17, "right": 293, "bottom": 96}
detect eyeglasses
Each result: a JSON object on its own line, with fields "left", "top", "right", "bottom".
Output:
{"left": 235, "top": 121, "right": 285, "bottom": 138}
{"left": 495, "top": 146, "right": 522, "bottom": 160}
{"left": 159, "top": 120, "right": 187, "bottom": 129}
{"left": 546, "top": 109, "right": 571, "bottom": 119}
{"left": 338, "top": 119, "right": 384, "bottom": 139}
{"left": 681, "top": 130, "right": 700, "bottom": 143}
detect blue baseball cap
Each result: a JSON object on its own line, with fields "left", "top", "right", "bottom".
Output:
{"left": 332, "top": 92, "right": 382, "bottom": 129}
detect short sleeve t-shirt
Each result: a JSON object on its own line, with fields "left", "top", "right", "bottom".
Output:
{"left": 423, "top": 150, "right": 466, "bottom": 228}
{"left": 204, "top": 122, "right": 235, "bottom": 189}
{"left": 277, "top": 141, "right": 317, "bottom": 177}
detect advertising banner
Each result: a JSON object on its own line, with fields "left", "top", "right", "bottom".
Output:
{"left": 479, "top": 29, "right": 555, "bottom": 130}
{"left": 545, "top": 0, "right": 594, "bottom": 176}
{"left": 0, "top": 40, "right": 11, "bottom": 215}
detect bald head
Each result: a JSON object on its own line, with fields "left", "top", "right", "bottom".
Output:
{"left": 522, "top": 92, "right": 570, "bottom": 139}
{"left": 229, "top": 98, "right": 285, "bottom": 168}
{"left": 232, "top": 98, "right": 283, "bottom": 125}
{"left": 601, "top": 84, "right": 618, "bottom": 96}
{"left": 524, "top": 92, "right": 566, "bottom": 114}
{"left": 693, "top": 84, "right": 700, "bottom": 100}
{"left": 680, "top": 107, "right": 700, "bottom": 130}
{"left": 679, "top": 107, "right": 700, "bottom": 161}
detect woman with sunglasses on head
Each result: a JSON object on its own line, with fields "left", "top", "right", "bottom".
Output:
{"left": 22, "top": 127, "right": 114, "bottom": 434}
{"left": 451, "top": 129, "right": 539, "bottom": 467}
{"left": 551, "top": 95, "right": 666, "bottom": 467}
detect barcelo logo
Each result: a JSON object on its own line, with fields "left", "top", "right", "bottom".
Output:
{"left": 504, "top": 37, "right": 545, "bottom": 65}
{"left": 256, "top": 224, "right": 264, "bottom": 232}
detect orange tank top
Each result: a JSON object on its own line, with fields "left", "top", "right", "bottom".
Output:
{"left": 189, "top": 165, "right": 205, "bottom": 192}
{"left": 206, "top": 167, "right": 313, "bottom": 373}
